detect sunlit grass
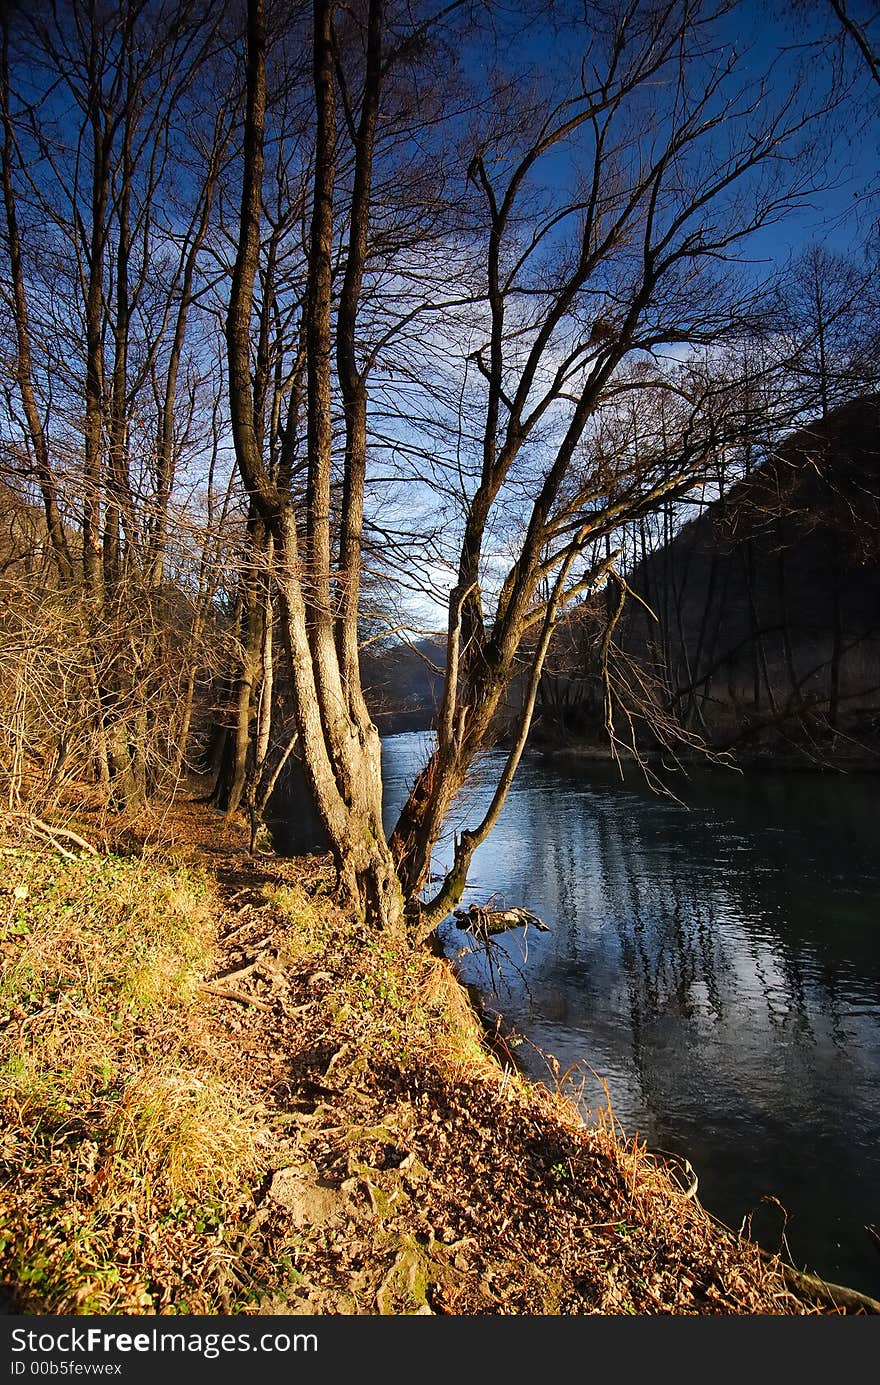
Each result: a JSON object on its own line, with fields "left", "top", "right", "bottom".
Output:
{"left": 110, "top": 1066, "right": 258, "bottom": 1197}
{"left": 0, "top": 844, "right": 262, "bottom": 1312}
{"left": 263, "top": 880, "right": 333, "bottom": 959}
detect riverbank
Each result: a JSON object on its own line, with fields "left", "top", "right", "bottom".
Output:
{"left": 1, "top": 791, "right": 875, "bottom": 1315}
{"left": 529, "top": 733, "right": 880, "bottom": 775}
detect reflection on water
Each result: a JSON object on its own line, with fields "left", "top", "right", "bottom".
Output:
{"left": 379, "top": 733, "right": 880, "bottom": 1299}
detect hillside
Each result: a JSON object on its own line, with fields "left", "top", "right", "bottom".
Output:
{"left": 536, "top": 396, "right": 880, "bottom": 763}
{"left": 361, "top": 635, "right": 446, "bottom": 733}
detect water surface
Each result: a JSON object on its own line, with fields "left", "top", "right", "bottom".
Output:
{"left": 377, "top": 733, "right": 880, "bottom": 1299}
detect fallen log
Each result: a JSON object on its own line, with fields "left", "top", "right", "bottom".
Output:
{"left": 452, "top": 903, "right": 550, "bottom": 936}
{"left": 774, "top": 1260, "right": 880, "bottom": 1315}
{"left": 21, "top": 814, "right": 98, "bottom": 855}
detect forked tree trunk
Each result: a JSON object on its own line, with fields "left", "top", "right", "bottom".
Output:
{"left": 226, "top": 0, "right": 403, "bottom": 932}
{"left": 273, "top": 510, "right": 403, "bottom": 929}
{"left": 226, "top": 0, "right": 780, "bottom": 942}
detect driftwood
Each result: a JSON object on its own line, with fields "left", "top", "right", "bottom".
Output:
{"left": 453, "top": 902, "right": 550, "bottom": 937}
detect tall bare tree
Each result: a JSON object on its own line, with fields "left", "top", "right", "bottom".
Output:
{"left": 0, "top": 0, "right": 234, "bottom": 805}
{"left": 223, "top": 0, "right": 837, "bottom": 939}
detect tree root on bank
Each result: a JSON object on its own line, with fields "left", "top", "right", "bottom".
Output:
{"left": 769, "top": 1258, "right": 880, "bottom": 1315}
{"left": 198, "top": 983, "right": 274, "bottom": 1011}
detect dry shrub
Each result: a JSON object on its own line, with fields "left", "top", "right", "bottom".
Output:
{"left": 414, "top": 956, "right": 499, "bottom": 1078}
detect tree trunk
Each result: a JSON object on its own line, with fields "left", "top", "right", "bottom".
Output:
{"left": 274, "top": 510, "right": 404, "bottom": 929}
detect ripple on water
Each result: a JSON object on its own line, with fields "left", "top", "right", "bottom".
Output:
{"left": 373, "top": 736, "right": 880, "bottom": 1299}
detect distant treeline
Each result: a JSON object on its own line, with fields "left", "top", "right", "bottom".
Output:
{"left": 361, "top": 637, "right": 445, "bottom": 735}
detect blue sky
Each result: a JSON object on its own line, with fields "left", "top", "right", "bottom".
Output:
{"left": 490, "top": 0, "right": 880, "bottom": 264}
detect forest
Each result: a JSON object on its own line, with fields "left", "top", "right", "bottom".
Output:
{"left": 2, "top": 0, "right": 880, "bottom": 1325}
{"left": 1, "top": 0, "right": 879, "bottom": 927}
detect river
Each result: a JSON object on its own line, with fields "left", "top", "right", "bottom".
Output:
{"left": 276, "top": 730, "right": 880, "bottom": 1299}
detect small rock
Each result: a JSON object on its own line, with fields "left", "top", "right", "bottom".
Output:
{"left": 268, "top": 1163, "right": 342, "bottom": 1227}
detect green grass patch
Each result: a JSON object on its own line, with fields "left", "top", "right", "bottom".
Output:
{"left": 262, "top": 881, "right": 333, "bottom": 959}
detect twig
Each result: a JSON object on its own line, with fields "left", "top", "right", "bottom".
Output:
{"left": 24, "top": 815, "right": 98, "bottom": 855}
{"left": 198, "top": 983, "right": 274, "bottom": 1011}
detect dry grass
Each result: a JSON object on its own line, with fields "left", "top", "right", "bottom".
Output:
{"left": 0, "top": 827, "right": 264, "bottom": 1313}
{"left": 264, "top": 881, "right": 335, "bottom": 962}
{"left": 2, "top": 799, "right": 868, "bottom": 1317}
{"left": 414, "top": 956, "right": 499, "bottom": 1077}
{"left": 109, "top": 1068, "right": 258, "bottom": 1198}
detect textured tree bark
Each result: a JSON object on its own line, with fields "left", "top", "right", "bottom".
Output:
{"left": 225, "top": 0, "right": 403, "bottom": 930}
{"left": 0, "top": 25, "right": 73, "bottom": 585}
{"left": 254, "top": 535, "right": 275, "bottom": 777}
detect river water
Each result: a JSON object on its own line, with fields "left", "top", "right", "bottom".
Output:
{"left": 376, "top": 732, "right": 880, "bottom": 1300}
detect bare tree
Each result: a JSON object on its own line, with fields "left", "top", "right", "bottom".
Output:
{"left": 222, "top": 0, "right": 838, "bottom": 940}
{"left": 0, "top": 0, "right": 235, "bottom": 806}
{"left": 824, "top": 0, "right": 880, "bottom": 88}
